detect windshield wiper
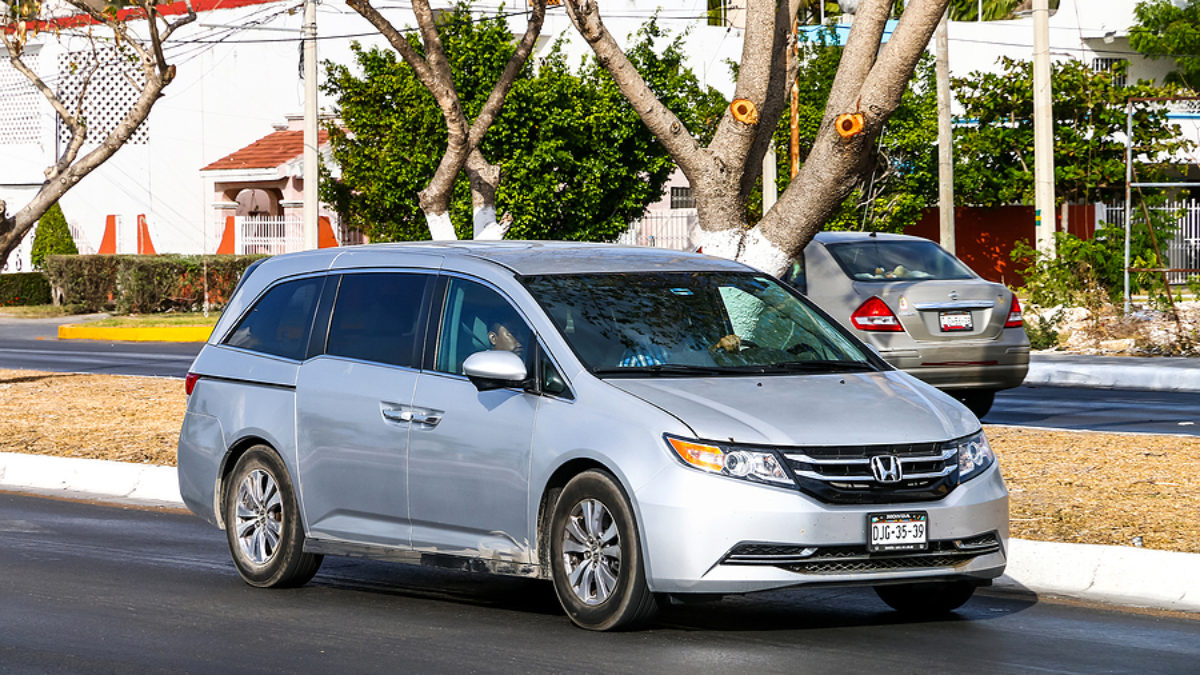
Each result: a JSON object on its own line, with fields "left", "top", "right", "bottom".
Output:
{"left": 591, "top": 364, "right": 734, "bottom": 377}
{"left": 759, "top": 360, "right": 878, "bottom": 373}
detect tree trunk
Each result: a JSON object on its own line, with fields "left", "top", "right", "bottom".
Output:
{"left": 565, "top": 0, "right": 949, "bottom": 278}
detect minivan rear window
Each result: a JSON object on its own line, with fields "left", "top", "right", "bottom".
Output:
{"left": 326, "top": 273, "right": 430, "bottom": 368}
{"left": 825, "top": 240, "right": 974, "bottom": 282}
{"left": 225, "top": 276, "right": 323, "bottom": 360}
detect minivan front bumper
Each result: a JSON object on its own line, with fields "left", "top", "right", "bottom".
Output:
{"left": 635, "top": 462, "right": 1008, "bottom": 595}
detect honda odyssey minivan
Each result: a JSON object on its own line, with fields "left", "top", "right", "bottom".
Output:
{"left": 177, "top": 242, "right": 1008, "bottom": 630}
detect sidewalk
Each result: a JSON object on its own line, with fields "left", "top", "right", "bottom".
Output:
{"left": 2, "top": 450, "right": 1197, "bottom": 615}
{"left": 1027, "top": 352, "right": 1200, "bottom": 392}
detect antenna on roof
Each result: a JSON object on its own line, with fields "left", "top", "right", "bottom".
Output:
{"left": 869, "top": 231, "right": 877, "bottom": 238}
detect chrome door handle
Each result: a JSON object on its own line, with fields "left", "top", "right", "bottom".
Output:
{"left": 382, "top": 408, "right": 413, "bottom": 423}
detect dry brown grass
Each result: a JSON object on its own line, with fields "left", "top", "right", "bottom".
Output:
{"left": 0, "top": 369, "right": 183, "bottom": 465}
{"left": 2, "top": 369, "right": 1197, "bottom": 553}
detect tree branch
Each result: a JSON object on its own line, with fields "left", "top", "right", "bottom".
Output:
{"left": 562, "top": 0, "right": 708, "bottom": 180}
{"left": 467, "top": 0, "right": 546, "bottom": 149}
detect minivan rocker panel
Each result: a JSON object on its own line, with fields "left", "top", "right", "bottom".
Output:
{"left": 178, "top": 241, "right": 1009, "bottom": 630}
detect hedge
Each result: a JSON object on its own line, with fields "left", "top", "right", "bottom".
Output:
{"left": 31, "top": 203, "right": 78, "bottom": 269}
{"left": 42, "top": 255, "right": 266, "bottom": 313}
{"left": 0, "top": 272, "right": 52, "bottom": 306}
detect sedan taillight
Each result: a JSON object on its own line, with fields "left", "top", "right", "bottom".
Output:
{"left": 850, "top": 297, "right": 903, "bottom": 332}
{"left": 1005, "top": 295, "right": 1024, "bottom": 328}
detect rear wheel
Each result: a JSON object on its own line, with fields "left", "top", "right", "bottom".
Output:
{"left": 874, "top": 580, "right": 976, "bottom": 616}
{"left": 549, "top": 470, "right": 658, "bottom": 631}
{"left": 956, "top": 390, "right": 995, "bottom": 418}
{"left": 223, "top": 446, "right": 322, "bottom": 588}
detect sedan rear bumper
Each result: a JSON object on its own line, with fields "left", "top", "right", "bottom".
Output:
{"left": 879, "top": 339, "right": 1029, "bottom": 391}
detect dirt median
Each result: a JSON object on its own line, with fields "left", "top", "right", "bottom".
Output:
{"left": 2, "top": 368, "right": 1196, "bottom": 554}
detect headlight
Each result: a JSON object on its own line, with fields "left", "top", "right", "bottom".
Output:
{"left": 952, "top": 431, "right": 995, "bottom": 482}
{"left": 665, "top": 436, "right": 793, "bottom": 486}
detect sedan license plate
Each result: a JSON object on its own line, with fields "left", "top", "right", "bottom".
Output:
{"left": 868, "top": 512, "right": 928, "bottom": 552}
{"left": 939, "top": 310, "right": 973, "bottom": 332}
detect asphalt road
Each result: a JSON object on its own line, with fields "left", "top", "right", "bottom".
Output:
{"left": 0, "top": 316, "right": 201, "bottom": 377}
{"left": 984, "top": 385, "right": 1200, "bottom": 436}
{"left": 1, "top": 492, "right": 1197, "bottom": 673}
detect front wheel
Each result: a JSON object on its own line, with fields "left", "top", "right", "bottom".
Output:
{"left": 874, "top": 580, "right": 976, "bottom": 616}
{"left": 223, "top": 446, "right": 322, "bottom": 588}
{"left": 549, "top": 470, "right": 659, "bottom": 631}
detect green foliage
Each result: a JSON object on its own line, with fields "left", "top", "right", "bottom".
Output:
{"left": 30, "top": 203, "right": 79, "bottom": 269}
{"left": 954, "top": 57, "right": 1190, "bottom": 206}
{"left": 946, "top": 0, "right": 1058, "bottom": 21}
{"left": 1024, "top": 308, "right": 1063, "bottom": 350}
{"left": 1131, "top": 0, "right": 1200, "bottom": 90}
{"left": 321, "top": 5, "right": 724, "bottom": 242}
{"left": 760, "top": 27, "right": 937, "bottom": 232}
{"left": 41, "top": 255, "right": 265, "bottom": 313}
{"left": 1012, "top": 198, "right": 1179, "bottom": 310}
{"left": 0, "top": 272, "right": 51, "bottom": 306}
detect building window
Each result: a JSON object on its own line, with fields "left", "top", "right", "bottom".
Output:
{"left": 1092, "top": 58, "right": 1128, "bottom": 88}
{"left": 707, "top": 0, "right": 727, "bottom": 27}
{"left": 670, "top": 187, "right": 696, "bottom": 210}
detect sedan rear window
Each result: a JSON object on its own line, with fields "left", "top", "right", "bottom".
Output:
{"left": 825, "top": 240, "right": 975, "bottom": 282}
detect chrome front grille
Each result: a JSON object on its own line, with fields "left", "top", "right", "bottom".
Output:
{"left": 722, "top": 533, "right": 1001, "bottom": 575}
{"left": 782, "top": 442, "right": 960, "bottom": 504}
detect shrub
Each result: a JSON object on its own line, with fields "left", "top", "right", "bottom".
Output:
{"left": 30, "top": 203, "right": 78, "bottom": 269}
{"left": 0, "top": 272, "right": 52, "bottom": 306}
{"left": 42, "top": 255, "right": 265, "bottom": 313}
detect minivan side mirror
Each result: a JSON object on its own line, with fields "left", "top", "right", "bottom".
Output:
{"left": 462, "top": 350, "right": 528, "bottom": 391}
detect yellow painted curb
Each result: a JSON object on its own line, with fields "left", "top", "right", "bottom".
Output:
{"left": 57, "top": 324, "right": 213, "bottom": 343}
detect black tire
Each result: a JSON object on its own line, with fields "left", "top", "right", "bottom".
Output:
{"left": 549, "top": 470, "right": 658, "bottom": 631}
{"left": 223, "top": 446, "right": 322, "bottom": 588}
{"left": 874, "top": 580, "right": 976, "bottom": 616}
{"left": 956, "top": 390, "right": 996, "bottom": 418}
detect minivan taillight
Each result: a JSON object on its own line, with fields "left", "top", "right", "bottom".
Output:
{"left": 850, "top": 297, "right": 903, "bottom": 332}
{"left": 1005, "top": 295, "right": 1024, "bottom": 328}
{"left": 185, "top": 372, "right": 200, "bottom": 396}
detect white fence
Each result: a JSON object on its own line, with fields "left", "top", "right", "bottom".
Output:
{"left": 211, "top": 215, "right": 352, "bottom": 255}
{"left": 615, "top": 209, "right": 699, "bottom": 251}
{"left": 1102, "top": 200, "right": 1200, "bottom": 284}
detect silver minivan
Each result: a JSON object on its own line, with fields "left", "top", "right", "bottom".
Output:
{"left": 177, "top": 242, "right": 1008, "bottom": 630}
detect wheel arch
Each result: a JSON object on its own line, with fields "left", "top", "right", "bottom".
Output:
{"left": 536, "top": 458, "right": 622, "bottom": 575}
{"left": 214, "top": 435, "right": 279, "bottom": 530}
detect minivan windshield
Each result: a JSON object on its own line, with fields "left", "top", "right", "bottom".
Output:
{"left": 522, "top": 272, "right": 875, "bottom": 376}
{"left": 825, "top": 240, "right": 975, "bottom": 282}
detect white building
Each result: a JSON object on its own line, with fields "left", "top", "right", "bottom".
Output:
{"left": 0, "top": 0, "right": 1188, "bottom": 271}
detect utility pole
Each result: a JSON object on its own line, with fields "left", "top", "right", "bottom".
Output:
{"left": 935, "top": 8, "right": 955, "bottom": 254}
{"left": 1032, "top": 0, "right": 1056, "bottom": 258}
{"left": 789, "top": 18, "right": 799, "bottom": 179}
{"left": 302, "top": 0, "right": 319, "bottom": 251}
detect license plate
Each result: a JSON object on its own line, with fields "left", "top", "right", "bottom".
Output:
{"left": 868, "top": 512, "right": 928, "bottom": 552}
{"left": 939, "top": 310, "right": 973, "bottom": 332}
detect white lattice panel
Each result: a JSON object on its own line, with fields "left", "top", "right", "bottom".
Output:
{"left": 0, "top": 52, "right": 42, "bottom": 145}
{"left": 56, "top": 47, "right": 148, "bottom": 147}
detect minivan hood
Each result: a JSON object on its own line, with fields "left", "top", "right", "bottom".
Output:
{"left": 607, "top": 371, "right": 977, "bottom": 447}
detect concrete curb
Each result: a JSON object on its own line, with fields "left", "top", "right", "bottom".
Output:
{"left": 0, "top": 452, "right": 182, "bottom": 505}
{"left": 995, "top": 539, "right": 1200, "bottom": 613}
{"left": 1026, "top": 354, "right": 1200, "bottom": 392}
{"left": 2, "top": 451, "right": 1196, "bottom": 614}
{"left": 57, "top": 324, "right": 213, "bottom": 342}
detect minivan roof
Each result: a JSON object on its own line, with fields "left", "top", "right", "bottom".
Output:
{"left": 812, "top": 231, "right": 933, "bottom": 245}
{"left": 322, "top": 241, "right": 753, "bottom": 276}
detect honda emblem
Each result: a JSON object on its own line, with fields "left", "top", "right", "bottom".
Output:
{"left": 870, "top": 455, "right": 903, "bottom": 483}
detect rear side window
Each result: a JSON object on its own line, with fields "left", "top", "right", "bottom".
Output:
{"left": 326, "top": 273, "right": 430, "bottom": 368}
{"left": 225, "top": 277, "right": 323, "bottom": 360}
